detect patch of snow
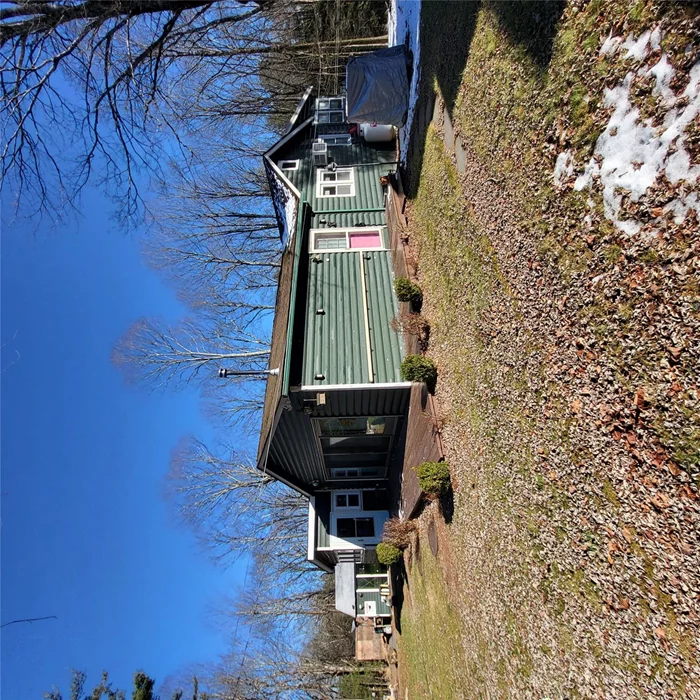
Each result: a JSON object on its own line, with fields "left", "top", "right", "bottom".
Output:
{"left": 649, "top": 54, "right": 675, "bottom": 102}
{"left": 663, "top": 192, "right": 700, "bottom": 223}
{"left": 389, "top": 0, "right": 421, "bottom": 162}
{"left": 553, "top": 150, "right": 574, "bottom": 187}
{"left": 283, "top": 191, "right": 299, "bottom": 249}
{"left": 563, "top": 45, "right": 700, "bottom": 238}
{"left": 573, "top": 161, "right": 595, "bottom": 192}
{"left": 600, "top": 33, "right": 622, "bottom": 56}
{"left": 621, "top": 27, "right": 661, "bottom": 61}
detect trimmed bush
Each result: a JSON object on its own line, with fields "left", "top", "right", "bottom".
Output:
{"left": 400, "top": 354, "right": 437, "bottom": 385}
{"left": 394, "top": 277, "right": 423, "bottom": 307}
{"left": 376, "top": 542, "right": 402, "bottom": 566}
{"left": 382, "top": 516, "right": 415, "bottom": 548}
{"left": 415, "top": 461, "right": 451, "bottom": 496}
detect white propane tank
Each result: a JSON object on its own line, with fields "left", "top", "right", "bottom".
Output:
{"left": 360, "top": 123, "right": 396, "bottom": 143}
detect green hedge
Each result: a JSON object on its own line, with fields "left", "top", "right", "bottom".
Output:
{"left": 376, "top": 542, "right": 402, "bottom": 566}
{"left": 415, "top": 461, "right": 451, "bottom": 496}
{"left": 394, "top": 277, "right": 423, "bottom": 307}
{"left": 400, "top": 354, "right": 437, "bottom": 385}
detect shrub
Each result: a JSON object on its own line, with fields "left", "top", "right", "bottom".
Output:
{"left": 400, "top": 354, "right": 437, "bottom": 386}
{"left": 382, "top": 516, "right": 415, "bottom": 548}
{"left": 376, "top": 542, "right": 402, "bottom": 566}
{"left": 394, "top": 277, "right": 423, "bottom": 307}
{"left": 390, "top": 311, "right": 430, "bottom": 346}
{"left": 415, "top": 461, "right": 451, "bottom": 496}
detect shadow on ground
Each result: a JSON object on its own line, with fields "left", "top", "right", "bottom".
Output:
{"left": 491, "top": 0, "right": 566, "bottom": 68}
{"left": 390, "top": 559, "right": 407, "bottom": 634}
{"left": 439, "top": 488, "right": 454, "bottom": 524}
{"left": 403, "top": 0, "right": 565, "bottom": 195}
{"left": 403, "top": 0, "right": 480, "bottom": 196}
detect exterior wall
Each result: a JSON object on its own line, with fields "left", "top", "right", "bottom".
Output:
{"left": 364, "top": 250, "right": 404, "bottom": 382}
{"left": 296, "top": 387, "right": 409, "bottom": 416}
{"left": 303, "top": 251, "right": 369, "bottom": 385}
{"left": 275, "top": 124, "right": 396, "bottom": 214}
{"left": 311, "top": 210, "right": 385, "bottom": 228}
{"left": 356, "top": 590, "right": 390, "bottom": 617}
{"left": 321, "top": 489, "right": 389, "bottom": 551}
{"left": 315, "top": 491, "right": 331, "bottom": 548}
{"left": 272, "top": 99, "right": 404, "bottom": 391}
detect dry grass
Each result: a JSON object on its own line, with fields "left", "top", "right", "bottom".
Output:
{"left": 396, "top": 2, "right": 700, "bottom": 697}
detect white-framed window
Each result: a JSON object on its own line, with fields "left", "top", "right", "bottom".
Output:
{"left": 316, "top": 168, "right": 355, "bottom": 198}
{"left": 278, "top": 159, "right": 299, "bottom": 171}
{"left": 315, "top": 97, "right": 345, "bottom": 125}
{"left": 310, "top": 227, "right": 384, "bottom": 252}
{"left": 335, "top": 516, "right": 375, "bottom": 539}
{"left": 319, "top": 134, "right": 352, "bottom": 146}
{"left": 334, "top": 491, "right": 361, "bottom": 510}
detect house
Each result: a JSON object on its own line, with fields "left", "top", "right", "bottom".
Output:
{"left": 256, "top": 89, "right": 409, "bottom": 625}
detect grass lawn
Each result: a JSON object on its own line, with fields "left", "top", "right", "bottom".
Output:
{"left": 396, "top": 1, "right": 700, "bottom": 698}
{"left": 395, "top": 512, "right": 468, "bottom": 700}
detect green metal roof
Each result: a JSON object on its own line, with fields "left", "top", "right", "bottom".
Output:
{"left": 311, "top": 210, "right": 385, "bottom": 228}
{"left": 364, "top": 251, "right": 403, "bottom": 383}
{"left": 303, "top": 251, "right": 369, "bottom": 385}
{"left": 302, "top": 250, "right": 403, "bottom": 386}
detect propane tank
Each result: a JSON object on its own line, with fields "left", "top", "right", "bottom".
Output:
{"left": 359, "top": 123, "right": 396, "bottom": 143}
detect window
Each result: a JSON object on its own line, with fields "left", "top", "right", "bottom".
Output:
{"left": 330, "top": 467, "right": 387, "bottom": 480}
{"left": 319, "top": 134, "right": 352, "bottom": 146}
{"left": 316, "top": 168, "right": 355, "bottom": 198}
{"left": 314, "top": 232, "right": 347, "bottom": 250}
{"left": 337, "top": 517, "right": 374, "bottom": 539}
{"left": 315, "top": 97, "right": 345, "bottom": 125}
{"left": 310, "top": 228, "right": 384, "bottom": 252}
{"left": 335, "top": 492, "right": 361, "bottom": 509}
{"left": 319, "top": 417, "right": 387, "bottom": 436}
{"left": 331, "top": 468, "right": 360, "bottom": 479}
{"left": 278, "top": 160, "right": 298, "bottom": 171}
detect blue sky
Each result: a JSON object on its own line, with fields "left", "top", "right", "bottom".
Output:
{"left": 1, "top": 188, "right": 247, "bottom": 698}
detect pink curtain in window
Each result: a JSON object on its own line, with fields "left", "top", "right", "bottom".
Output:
{"left": 349, "top": 231, "right": 381, "bottom": 248}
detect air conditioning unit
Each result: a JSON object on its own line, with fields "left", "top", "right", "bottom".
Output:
{"left": 312, "top": 140, "right": 328, "bottom": 166}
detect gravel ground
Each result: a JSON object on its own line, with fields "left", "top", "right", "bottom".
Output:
{"left": 400, "top": 103, "right": 699, "bottom": 700}
{"left": 396, "top": 4, "right": 700, "bottom": 696}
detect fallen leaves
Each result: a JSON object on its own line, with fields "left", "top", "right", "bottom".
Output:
{"left": 605, "top": 595, "right": 631, "bottom": 611}
{"left": 668, "top": 346, "right": 683, "bottom": 363}
{"left": 650, "top": 492, "right": 671, "bottom": 510}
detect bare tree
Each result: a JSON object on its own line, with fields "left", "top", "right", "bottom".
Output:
{"left": 167, "top": 436, "right": 308, "bottom": 559}
{"left": 112, "top": 317, "right": 269, "bottom": 388}
{"left": 1, "top": 0, "right": 386, "bottom": 222}
{"left": 176, "top": 633, "right": 357, "bottom": 700}
{"left": 1, "top": 0, "right": 278, "bottom": 220}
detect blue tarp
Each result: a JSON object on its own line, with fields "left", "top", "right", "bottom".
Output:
{"left": 346, "top": 45, "right": 410, "bottom": 126}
